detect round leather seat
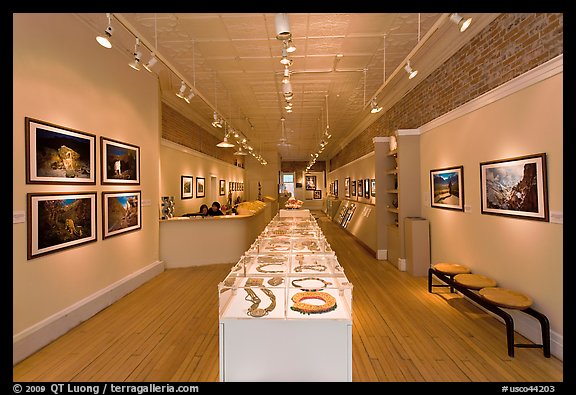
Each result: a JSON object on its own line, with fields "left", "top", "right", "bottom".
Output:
{"left": 454, "top": 273, "right": 497, "bottom": 290}
{"left": 479, "top": 287, "right": 533, "bottom": 310}
{"left": 433, "top": 263, "right": 470, "bottom": 276}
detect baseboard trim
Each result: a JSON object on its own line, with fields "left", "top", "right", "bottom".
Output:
{"left": 13, "top": 260, "right": 165, "bottom": 365}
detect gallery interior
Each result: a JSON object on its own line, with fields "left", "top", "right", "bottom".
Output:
{"left": 13, "top": 13, "right": 563, "bottom": 382}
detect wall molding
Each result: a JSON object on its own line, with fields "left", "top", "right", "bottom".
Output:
{"left": 13, "top": 261, "right": 165, "bottom": 365}
{"left": 420, "top": 54, "right": 563, "bottom": 134}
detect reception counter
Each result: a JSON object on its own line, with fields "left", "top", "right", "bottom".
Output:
{"left": 160, "top": 201, "right": 272, "bottom": 268}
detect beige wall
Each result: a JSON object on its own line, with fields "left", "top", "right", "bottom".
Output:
{"left": 13, "top": 14, "right": 161, "bottom": 335}
{"left": 159, "top": 140, "right": 246, "bottom": 216}
{"left": 420, "top": 72, "right": 563, "bottom": 337}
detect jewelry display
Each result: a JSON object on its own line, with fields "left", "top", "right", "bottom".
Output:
{"left": 245, "top": 287, "right": 277, "bottom": 318}
{"left": 256, "top": 263, "right": 285, "bottom": 273}
{"left": 245, "top": 277, "right": 264, "bottom": 287}
{"left": 294, "top": 263, "right": 327, "bottom": 272}
{"left": 293, "top": 240, "right": 320, "bottom": 251}
{"left": 291, "top": 277, "right": 332, "bottom": 291}
{"left": 257, "top": 255, "right": 286, "bottom": 264}
{"left": 268, "top": 276, "right": 284, "bottom": 286}
{"left": 291, "top": 291, "right": 337, "bottom": 315}
{"left": 224, "top": 277, "right": 236, "bottom": 287}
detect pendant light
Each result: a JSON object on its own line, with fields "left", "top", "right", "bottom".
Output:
{"left": 96, "top": 13, "right": 114, "bottom": 48}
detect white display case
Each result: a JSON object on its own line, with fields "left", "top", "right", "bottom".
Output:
{"left": 218, "top": 214, "right": 353, "bottom": 382}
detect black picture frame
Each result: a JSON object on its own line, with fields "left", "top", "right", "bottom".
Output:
{"left": 220, "top": 179, "right": 226, "bottom": 196}
{"left": 27, "top": 192, "right": 97, "bottom": 259}
{"left": 357, "top": 179, "right": 363, "bottom": 197}
{"left": 181, "top": 175, "right": 193, "bottom": 199}
{"left": 306, "top": 175, "right": 317, "bottom": 190}
{"left": 364, "top": 179, "right": 370, "bottom": 198}
{"left": 351, "top": 180, "right": 356, "bottom": 197}
{"left": 345, "top": 177, "right": 350, "bottom": 198}
{"left": 196, "top": 177, "right": 205, "bottom": 198}
{"left": 101, "top": 136, "right": 140, "bottom": 185}
{"left": 480, "top": 153, "right": 548, "bottom": 221}
{"left": 314, "top": 190, "right": 322, "bottom": 199}
{"left": 25, "top": 117, "right": 96, "bottom": 185}
{"left": 371, "top": 179, "right": 376, "bottom": 197}
{"left": 102, "top": 191, "right": 142, "bottom": 239}
{"left": 430, "top": 165, "right": 464, "bottom": 211}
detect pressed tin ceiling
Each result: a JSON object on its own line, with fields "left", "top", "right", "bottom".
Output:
{"left": 78, "top": 13, "right": 499, "bottom": 163}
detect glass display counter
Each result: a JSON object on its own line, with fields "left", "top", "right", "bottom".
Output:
{"left": 218, "top": 214, "right": 353, "bottom": 381}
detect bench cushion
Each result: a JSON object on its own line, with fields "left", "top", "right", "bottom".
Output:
{"left": 454, "top": 273, "right": 497, "bottom": 290}
{"left": 479, "top": 287, "right": 533, "bottom": 310}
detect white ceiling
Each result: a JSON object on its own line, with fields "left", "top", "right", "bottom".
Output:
{"left": 78, "top": 13, "right": 499, "bottom": 163}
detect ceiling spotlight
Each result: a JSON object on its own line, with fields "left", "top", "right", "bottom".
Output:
{"left": 128, "top": 38, "right": 142, "bottom": 71}
{"left": 176, "top": 81, "right": 187, "bottom": 99}
{"left": 184, "top": 89, "right": 195, "bottom": 104}
{"left": 286, "top": 38, "right": 296, "bottom": 53}
{"left": 282, "top": 81, "right": 293, "bottom": 99}
{"left": 212, "top": 111, "right": 223, "bottom": 128}
{"left": 450, "top": 13, "right": 473, "bottom": 32}
{"left": 370, "top": 98, "right": 382, "bottom": 113}
{"left": 404, "top": 61, "right": 418, "bottom": 79}
{"left": 280, "top": 47, "right": 292, "bottom": 65}
{"left": 96, "top": 13, "right": 114, "bottom": 48}
{"left": 281, "top": 67, "right": 290, "bottom": 84}
{"left": 143, "top": 53, "right": 158, "bottom": 72}
{"left": 275, "top": 13, "right": 291, "bottom": 40}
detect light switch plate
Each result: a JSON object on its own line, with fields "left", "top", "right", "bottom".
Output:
{"left": 13, "top": 211, "right": 25, "bottom": 223}
{"left": 549, "top": 211, "right": 563, "bottom": 224}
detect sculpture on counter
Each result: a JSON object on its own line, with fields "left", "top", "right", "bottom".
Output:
{"left": 161, "top": 196, "right": 175, "bottom": 219}
{"left": 285, "top": 196, "right": 303, "bottom": 209}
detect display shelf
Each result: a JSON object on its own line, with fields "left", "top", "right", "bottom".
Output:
{"left": 383, "top": 130, "right": 423, "bottom": 271}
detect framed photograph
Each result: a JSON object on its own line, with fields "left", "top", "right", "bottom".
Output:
{"left": 25, "top": 117, "right": 96, "bottom": 184}
{"left": 27, "top": 192, "right": 97, "bottom": 259}
{"left": 364, "top": 178, "right": 370, "bottom": 198}
{"left": 358, "top": 179, "right": 363, "bottom": 197}
{"left": 181, "top": 175, "right": 193, "bottom": 199}
{"left": 371, "top": 179, "right": 376, "bottom": 197}
{"left": 229, "top": 181, "right": 234, "bottom": 192}
{"left": 305, "top": 175, "right": 317, "bottom": 190}
{"left": 329, "top": 182, "right": 333, "bottom": 195}
{"left": 480, "top": 153, "right": 548, "bottom": 221}
{"left": 351, "top": 180, "right": 356, "bottom": 197}
{"left": 220, "top": 180, "right": 226, "bottom": 196}
{"left": 101, "top": 137, "right": 140, "bottom": 185}
{"left": 430, "top": 165, "right": 464, "bottom": 211}
{"left": 314, "top": 190, "right": 322, "bottom": 200}
{"left": 334, "top": 180, "right": 338, "bottom": 197}
{"left": 102, "top": 191, "right": 142, "bottom": 239}
{"left": 196, "top": 177, "right": 205, "bottom": 198}
{"left": 345, "top": 177, "right": 350, "bottom": 198}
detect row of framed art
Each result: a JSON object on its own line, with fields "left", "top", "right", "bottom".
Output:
{"left": 180, "top": 176, "right": 244, "bottom": 200}
{"left": 430, "top": 152, "right": 549, "bottom": 222}
{"left": 27, "top": 190, "right": 142, "bottom": 260}
{"left": 329, "top": 178, "right": 376, "bottom": 199}
{"left": 25, "top": 117, "right": 140, "bottom": 185}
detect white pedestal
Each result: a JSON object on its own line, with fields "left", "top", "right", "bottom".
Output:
{"left": 219, "top": 318, "right": 352, "bottom": 381}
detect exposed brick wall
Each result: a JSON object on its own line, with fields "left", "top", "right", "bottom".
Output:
{"left": 331, "top": 13, "right": 563, "bottom": 170}
{"left": 281, "top": 161, "right": 326, "bottom": 173}
{"left": 161, "top": 102, "right": 242, "bottom": 166}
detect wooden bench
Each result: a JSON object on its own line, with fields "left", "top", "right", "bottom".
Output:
{"left": 428, "top": 264, "right": 551, "bottom": 358}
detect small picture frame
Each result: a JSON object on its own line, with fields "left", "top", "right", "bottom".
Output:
{"left": 229, "top": 181, "right": 234, "bottom": 192}
{"left": 314, "top": 190, "right": 322, "bottom": 200}
{"left": 181, "top": 175, "right": 193, "bottom": 199}
{"left": 351, "top": 180, "right": 356, "bottom": 197}
{"left": 101, "top": 137, "right": 140, "bottom": 185}
{"left": 357, "top": 179, "right": 363, "bottom": 197}
{"left": 480, "top": 153, "right": 548, "bottom": 221}
{"left": 306, "top": 175, "right": 317, "bottom": 190}
{"left": 371, "top": 179, "right": 376, "bottom": 197}
{"left": 334, "top": 180, "right": 338, "bottom": 197}
{"left": 102, "top": 191, "right": 142, "bottom": 239}
{"left": 196, "top": 177, "right": 205, "bottom": 198}
{"left": 220, "top": 179, "right": 226, "bottom": 196}
{"left": 345, "top": 177, "right": 350, "bottom": 198}
{"left": 364, "top": 178, "right": 370, "bottom": 198}
{"left": 430, "top": 165, "right": 464, "bottom": 211}
{"left": 25, "top": 117, "right": 96, "bottom": 185}
{"left": 27, "top": 192, "right": 97, "bottom": 259}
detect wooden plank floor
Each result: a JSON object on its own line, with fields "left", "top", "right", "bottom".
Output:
{"left": 13, "top": 211, "right": 563, "bottom": 382}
